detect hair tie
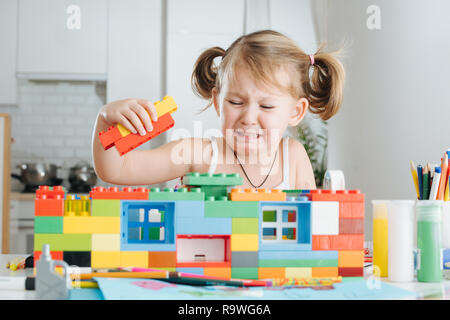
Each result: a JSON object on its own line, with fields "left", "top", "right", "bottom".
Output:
{"left": 309, "top": 54, "right": 315, "bottom": 66}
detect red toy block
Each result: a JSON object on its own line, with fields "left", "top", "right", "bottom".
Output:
{"left": 114, "top": 112, "right": 175, "bottom": 156}
{"left": 148, "top": 251, "right": 177, "bottom": 268}
{"left": 338, "top": 267, "right": 364, "bottom": 277}
{"left": 339, "top": 218, "right": 364, "bottom": 234}
{"left": 99, "top": 126, "right": 122, "bottom": 150}
{"left": 310, "top": 189, "right": 364, "bottom": 202}
{"left": 34, "top": 251, "right": 63, "bottom": 267}
{"left": 312, "top": 235, "right": 364, "bottom": 250}
{"left": 35, "top": 187, "right": 65, "bottom": 216}
{"left": 89, "top": 186, "right": 150, "bottom": 200}
{"left": 312, "top": 235, "right": 332, "bottom": 250}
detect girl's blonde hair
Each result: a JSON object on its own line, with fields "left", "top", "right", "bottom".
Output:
{"left": 191, "top": 30, "right": 345, "bottom": 120}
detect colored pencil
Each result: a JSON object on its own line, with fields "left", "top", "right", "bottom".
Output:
{"left": 417, "top": 164, "right": 423, "bottom": 200}
{"left": 410, "top": 160, "right": 420, "bottom": 200}
{"left": 76, "top": 271, "right": 171, "bottom": 280}
{"left": 437, "top": 153, "right": 448, "bottom": 200}
{"left": 422, "top": 166, "right": 429, "bottom": 200}
{"left": 429, "top": 166, "right": 441, "bottom": 200}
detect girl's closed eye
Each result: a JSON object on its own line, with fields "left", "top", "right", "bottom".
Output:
{"left": 228, "top": 100, "right": 243, "bottom": 106}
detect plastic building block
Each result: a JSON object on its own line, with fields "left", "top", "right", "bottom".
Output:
{"left": 182, "top": 172, "right": 243, "bottom": 187}
{"left": 120, "top": 251, "right": 149, "bottom": 268}
{"left": 231, "top": 234, "right": 259, "bottom": 251}
{"left": 258, "top": 267, "right": 285, "bottom": 279}
{"left": 91, "top": 200, "right": 121, "bottom": 217}
{"left": 338, "top": 267, "right": 364, "bottom": 277}
{"left": 338, "top": 250, "right": 365, "bottom": 268}
{"left": 99, "top": 125, "right": 122, "bottom": 150}
{"left": 34, "top": 216, "right": 63, "bottom": 234}
{"left": 63, "top": 251, "right": 91, "bottom": 267}
{"left": 149, "top": 187, "right": 205, "bottom": 201}
{"left": 310, "top": 189, "right": 364, "bottom": 202}
{"left": 64, "top": 195, "right": 90, "bottom": 216}
{"left": 203, "top": 267, "right": 231, "bottom": 279}
{"left": 90, "top": 186, "right": 149, "bottom": 200}
{"left": 173, "top": 200, "right": 204, "bottom": 218}
{"left": 312, "top": 235, "right": 365, "bottom": 251}
{"left": 176, "top": 217, "right": 232, "bottom": 235}
{"left": 339, "top": 218, "right": 364, "bottom": 234}
{"left": 176, "top": 235, "right": 231, "bottom": 268}
{"left": 285, "top": 267, "right": 312, "bottom": 278}
{"left": 175, "top": 268, "right": 204, "bottom": 276}
{"left": 91, "top": 234, "right": 121, "bottom": 251}
{"left": 91, "top": 251, "right": 121, "bottom": 269}
{"left": 232, "top": 218, "right": 259, "bottom": 234}
{"left": 35, "top": 189, "right": 64, "bottom": 216}
{"left": 63, "top": 217, "right": 120, "bottom": 234}
{"left": 34, "top": 251, "right": 63, "bottom": 267}
{"left": 258, "top": 250, "right": 338, "bottom": 261}
{"left": 258, "top": 258, "right": 337, "bottom": 268}
{"left": 311, "top": 267, "right": 339, "bottom": 277}
{"left": 204, "top": 199, "right": 259, "bottom": 218}
{"left": 230, "top": 188, "right": 286, "bottom": 201}
{"left": 231, "top": 251, "right": 259, "bottom": 267}
{"left": 311, "top": 201, "right": 339, "bottom": 235}
{"left": 34, "top": 234, "right": 92, "bottom": 251}
{"left": 148, "top": 251, "right": 177, "bottom": 268}
{"left": 114, "top": 112, "right": 175, "bottom": 156}
{"left": 231, "top": 267, "right": 258, "bottom": 280}
{"left": 36, "top": 185, "right": 65, "bottom": 199}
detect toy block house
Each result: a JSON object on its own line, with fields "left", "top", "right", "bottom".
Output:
{"left": 34, "top": 173, "right": 365, "bottom": 279}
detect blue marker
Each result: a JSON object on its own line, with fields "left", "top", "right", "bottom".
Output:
{"left": 417, "top": 165, "right": 423, "bottom": 200}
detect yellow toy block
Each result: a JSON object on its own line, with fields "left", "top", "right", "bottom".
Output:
{"left": 91, "top": 251, "right": 121, "bottom": 269}
{"left": 338, "top": 250, "right": 364, "bottom": 268}
{"left": 285, "top": 267, "right": 312, "bottom": 278}
{"left": 231, "top": 234, "right": 259, "bottom": 251}
{"left": 117, "top": 96, "right": 178, "bottom": 137}
{"left": 258, "top": 267, "right": 285, "bottom": 279}
{"left": 91, "top": 234, "right": 121, "bottom": 251}
{"left": 120, "top": 251, "right": 149, "bottom": 268}
{"left": 204, "top": 267, "right": 231, "bottom": 279}
{"left": 63, "top": 217, "right": 120, "bottom": 234}
{"left": 230, "top": 188, "right": 286, "bottom": 201}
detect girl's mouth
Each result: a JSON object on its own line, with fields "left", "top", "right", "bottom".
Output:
{"left": 234, "top": 129, "right": 263, "bottom": 141}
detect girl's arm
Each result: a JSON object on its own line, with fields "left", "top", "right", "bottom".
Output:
{"left": 290, "top": 139, "right": 317, "bottom": 190}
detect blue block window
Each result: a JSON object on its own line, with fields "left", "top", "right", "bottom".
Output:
{"left": 122, "top": 201, "right": 175, "bottom": 245}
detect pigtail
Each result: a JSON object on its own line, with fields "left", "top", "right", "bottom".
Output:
{"left": 191, "top": 46, "right": 226, "bottom": 108}
{"left": 305, "top": 44, "right": 345, "bottom": 120}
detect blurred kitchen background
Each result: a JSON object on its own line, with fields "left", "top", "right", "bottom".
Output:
{"left": 1, "top": 0, "right": 449, "bottom": 254}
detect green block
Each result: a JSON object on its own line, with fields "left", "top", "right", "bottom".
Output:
{"left": 149, "top": 227, "right": 160, "bottom": 240}
{"left": 231, "top": 267, "right": 259, "bottom": 279}
{"left": 204, "top": 200, "right": 259, "bottom": 218}
{"left": 232, "top": 218, "right": 259, "bottom": 234}
{"left": 183, "top": 172, "right": 243, "bottom": 187}
{"left": 149, "top": 187, "right": 205, "bottom": 200}
{"left": 34, "top": 234, "right": 92, "bottom": 251}
{"left": 262, "top": 210, "right": 276, "bottom": 222}
{"left": 34, "top": 216, "right": 63, "bottom": 234}
{"left": 199, "top": 186, "right": 228, "bottom": 199}
{"left": 91, "top": 200, "right": 120, "bottom": 216}
{"left": 259, "top": 259, "right": 338, "bottom": 268}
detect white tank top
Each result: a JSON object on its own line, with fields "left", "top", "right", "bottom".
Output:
{"left": 208, "top": 136, "right": 290, "bottom": 190}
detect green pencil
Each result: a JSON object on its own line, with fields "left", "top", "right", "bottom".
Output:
{"left": 423, "top": 166, "right": 429, "bottom": 200}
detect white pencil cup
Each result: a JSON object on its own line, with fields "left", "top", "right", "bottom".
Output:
{"left": 387, "top": 200, "right": 416, "bottom": 282}
{"left": 443, "top": 202, "right": 450, "bottom": 249}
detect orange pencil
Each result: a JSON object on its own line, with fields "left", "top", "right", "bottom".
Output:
{"left": 437, "top": 153, "right": 448, "bottom": 200}
{"left": 77, "top": 271, "right": 171, "bottom": 280}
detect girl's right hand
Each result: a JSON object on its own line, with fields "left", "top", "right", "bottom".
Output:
{"left": 99, "top": 98, "right": 158, "bottom": 136}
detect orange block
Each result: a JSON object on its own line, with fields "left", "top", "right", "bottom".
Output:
{"left": 258, "top": 267, "right": 285, "bottom": 279}
{"left": 311, "top": 267, "right": 338, "bottom": 277}
{"left": 338, "top": 250, "right": 364, "bottom": 268}
{"left": 310, "top": 190, "right": 364, "bottom": 202}
{"left": 312, "top": 235, "right": 331, "bottom": 250}
{"left": 312, "top": 235, "right": 364, "bottom": 250}
{"left": 230, "top": 188, "right": 286, "bottom": 201}
{"left": 204, "top": 267, "right": 231, "bottom": 279}
{"left": 90, "top": 186, "right": 149, "bottom": 200}
{"left": 340, "top": 202, "right": 364, "bottom": 218}
{"left": 35, "top": 197, "right": 64, "bottom": 216}
{"left": 34, "top": 251, "right": 63, "bottom": 267}
{"left": 148, "top": 251, "right": 176, "bottom": 268}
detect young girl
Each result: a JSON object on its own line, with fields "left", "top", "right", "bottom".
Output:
{"left": 92, "top": 30, "right": 345, "bottom": 190}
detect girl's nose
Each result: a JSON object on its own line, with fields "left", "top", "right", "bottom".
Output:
{"left": 240, "top": 105, "right": 259, "bottom": 126}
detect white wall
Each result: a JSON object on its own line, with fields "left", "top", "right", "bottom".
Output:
{"left": 324, "top": 0, "right": 450, "bottom": 240}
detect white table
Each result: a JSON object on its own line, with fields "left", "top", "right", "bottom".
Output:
{"left": 1, "top": 254, "right": 450, "bottom": 300}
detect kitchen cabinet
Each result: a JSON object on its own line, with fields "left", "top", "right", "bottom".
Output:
{"left": 0, "top": 0, "right": 18, "bottom": 104}
{"left": 0, "top": 115, "right": 11, "bottom": 254}
{"left": 17, "top": 0, "right": 108, "bottom": 80}
{"left": 9, "top": 196, "right": 34, "bottom": 254}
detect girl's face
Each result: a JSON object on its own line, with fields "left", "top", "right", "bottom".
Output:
{"left": 213, "top": 65, "right": 308, "bottom": 159}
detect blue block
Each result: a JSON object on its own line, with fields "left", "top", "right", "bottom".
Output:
{"left": 120, "top": 243, "right": 176, "bottom": 251}
{"left": 258, "top": 250, "right": 338, "bottom": 260}
{"left": 176, "top": 267, "right": 204, "bottom": 275}
{"left": 259, "top": 243, "right": 312, "bottom": 251}
{"left": 175, "top": 201, "right": 205, "bottom": 218}
{"left": 176, "top": 217, "right": 232, "bottom": 235}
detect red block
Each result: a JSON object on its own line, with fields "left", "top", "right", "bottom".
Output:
{"left": 338, "top": 267, "right": 364, "bottom": 277}
{"left": 114, "top": 112, "right": 175, "bottom": 156}
{"left": 99, "top": 126, "right": 122, "bottom": 150}
{"left": 339, "top": 218, "right": 364, "bottom": 234}
{"left": 36, "top": 186, "right": 65, "bottom": 199}
{"left": 310, "top": 190, "right": 364, "bottom": 202}
{"left": 312, "top": 235, "right": 364, "bottom": 250}
{"left": 89, "top": 186, "right": 150, "bottom": 200}
{"left": 34, "top": 251, "right": 63, "bottom": 267}
{"left": 35, "top": 186, "right": 65, "bottom": 216}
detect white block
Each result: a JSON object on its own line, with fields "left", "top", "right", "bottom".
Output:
{"left": 148, "top": 209, "right": 161, "bottom": 222}
{"left": 311, "top": 201, "right": 339, "bottom": 235}
{"left": 159, "top": 226, "right": 165, "bottom": 241}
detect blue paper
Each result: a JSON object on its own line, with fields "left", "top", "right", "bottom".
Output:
{"left": 93, "top": 277, "right": 420, "bottom": 300}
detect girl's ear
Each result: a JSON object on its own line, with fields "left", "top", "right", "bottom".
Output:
{"left": 289, "top": 97, "right": 308, "bottom": 126}
{"left": 212, "top": 87, "right": 220, "bottom": 117}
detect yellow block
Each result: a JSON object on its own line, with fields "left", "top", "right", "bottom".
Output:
{"left": 91, "top": 251, "right": 121, "bottom": 269}
{"left": 231, "top": 234, "right": 259, "bottom": 251}
{"left": 92, "top": 234, "right": 120, "bottom": 251}
{"left": 338, "top": 250, "right": 364, "bottom": 268}
{"left": 204, "top": 268, "right": 231, "bottom": 279}
{"left": 120, "top": 251, "right": 149, "bottom": 268}
{"left": 285, "top": 267, "right": 312, "bottom": 278}
{"left": 258, "top": 268, "right": 285, "bottom": 279}
{"left": 63, "top": 217, "right": 120, "bottom": 234}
